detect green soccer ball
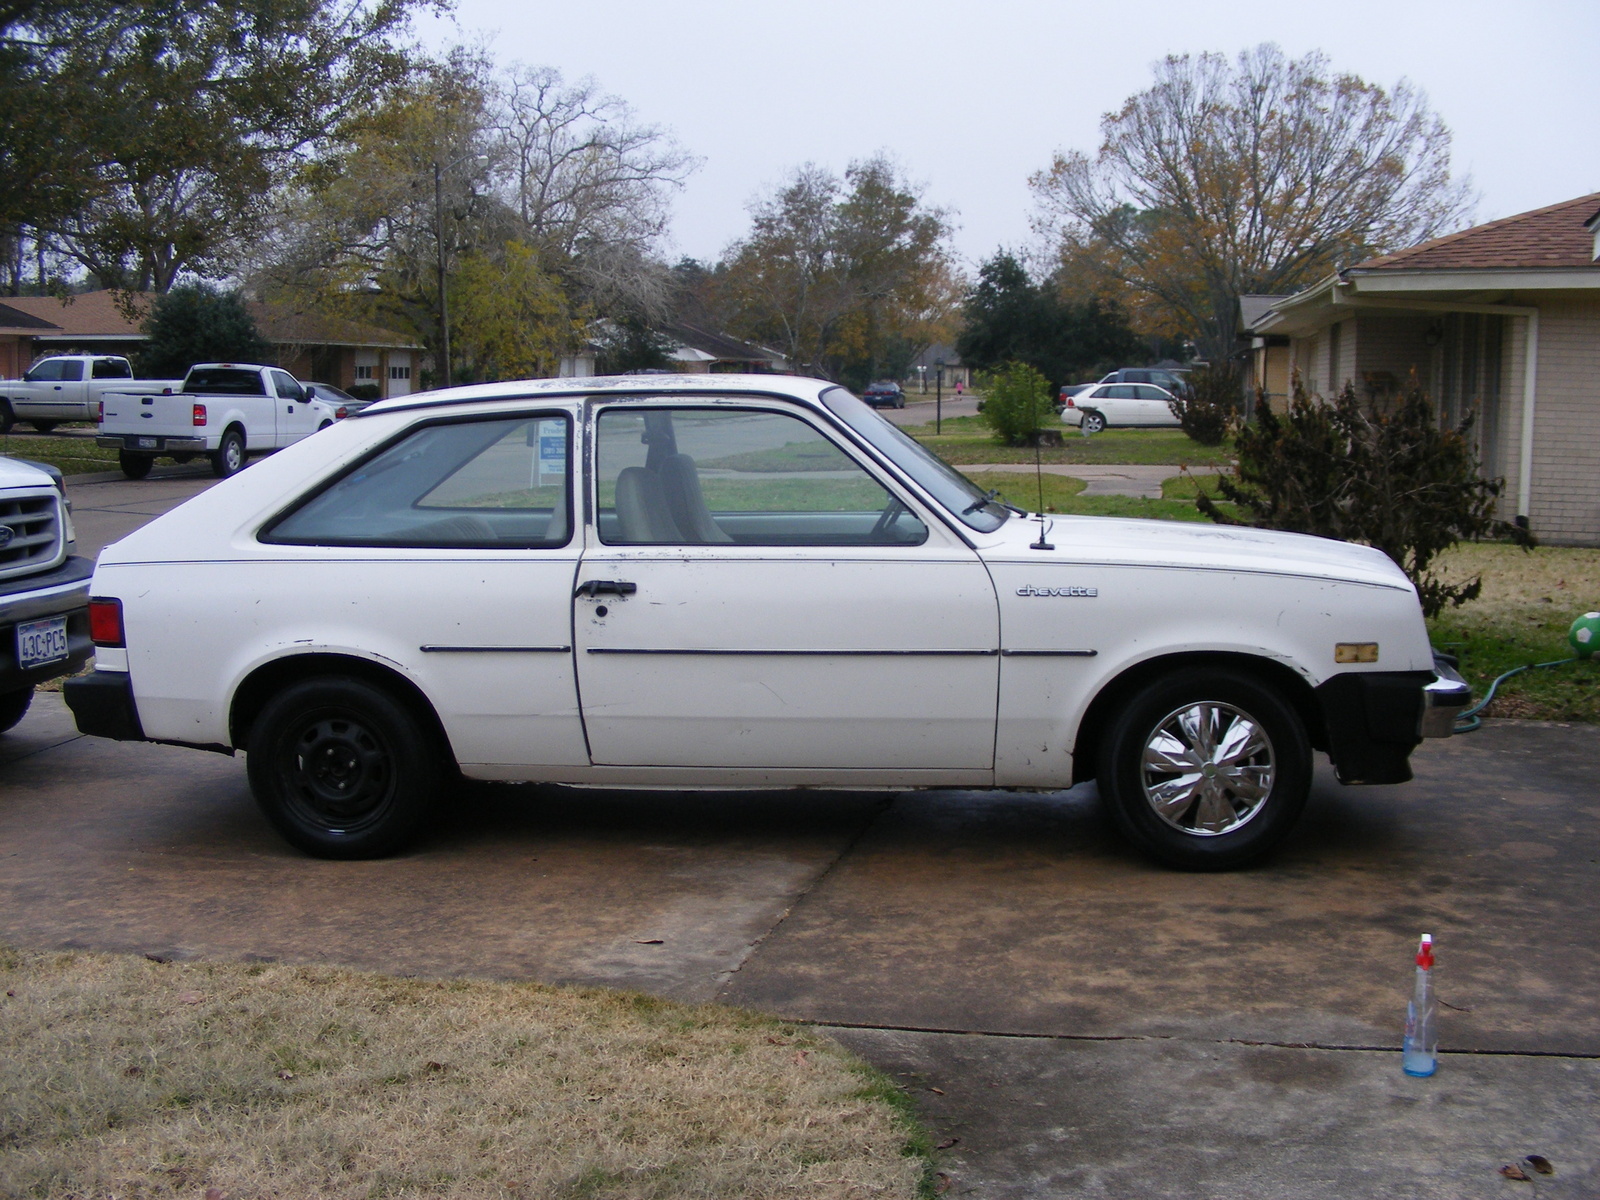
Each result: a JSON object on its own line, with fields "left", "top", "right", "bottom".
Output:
{"left": 1571, "top": 612, "right": 1600, "bottom": 659}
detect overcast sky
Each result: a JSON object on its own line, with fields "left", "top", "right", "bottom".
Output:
{"left": 417, "top": 0, "right": 1599, "bottom": 271}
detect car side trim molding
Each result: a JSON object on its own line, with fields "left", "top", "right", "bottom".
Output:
{"left": 420, "top": 644, "right": 573, "bottom": 654}
{"left": 585, "top": 647, "right": 1000, "bottom": 657}
{"left": 999, "top": 649, "right": 1099, "bottom": 657}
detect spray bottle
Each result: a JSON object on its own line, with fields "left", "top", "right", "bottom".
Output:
{"left": 1402, "top": 934, "right": 1437, "bottom": 1077}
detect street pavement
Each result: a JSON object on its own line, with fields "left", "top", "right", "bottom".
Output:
{"left": 1, "top": 457, "right": 1595, "bottom": 1197}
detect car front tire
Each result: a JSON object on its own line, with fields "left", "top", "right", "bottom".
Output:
{"left": 210, "top": 428, "right": 245, "bottom": 478}
{"left": 247, "top": 676, "right": 441, "bottom": 859}
{"left": 1097, "top": 667, "right": 1311, "bottom": 870}
{"left": 118, "top": 450, "right": 154, "bottom": 480}
{"left": 0, "top": 686, "right": 33, "bottom": 733}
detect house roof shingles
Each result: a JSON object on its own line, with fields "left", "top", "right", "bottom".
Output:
{"left": 1350, "top": 192, "right": 1600, "bottom": 273}
{"left": 0, "top": 290, "right": 147, "bottom": 336}
{"left": 0, "top": 301, "right": 61, "bottom": 332}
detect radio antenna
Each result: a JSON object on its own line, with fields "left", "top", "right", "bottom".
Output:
{"left": 1030, "top": 416, "right": 1054, "bottom": 550}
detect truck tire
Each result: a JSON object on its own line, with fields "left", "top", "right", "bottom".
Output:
{"left": 0, "top": 686, "right": 33, "bottom": 733}
{"left": 30, "top": 420, "right": 57, "bottom": 434}
{"left": 118, "top": 450, "right": 154, "bottom": 480}
{"left": 210, "top": 428, "right": 245, "bottom": 478}
{"left": 0, "top": 401, "right": 14, "bottom": 434}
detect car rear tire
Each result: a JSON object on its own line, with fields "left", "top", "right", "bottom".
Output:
{"left": 0, "top": 401, "right": 13, "bottom": 434}
{"left": 247, "top": 676, "right": 441, "bottom": 859}
{"left": 0, "top": 686, "right": 33, "bottom": 733}
{"left": 118, "top": 450, "right": 154, "bottom": 480}
{"left": 1079, "top": 410, "right": 1106, "bottom": 435}
{"left": 1097, "top": 667, "right": 1311, "bottom": 870}
{"left": 210, "top": 427, "right": 245, "bottom": 478}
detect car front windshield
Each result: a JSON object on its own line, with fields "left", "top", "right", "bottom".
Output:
{"left": 820, "top": 386, "right": 1009, "bottom": 532}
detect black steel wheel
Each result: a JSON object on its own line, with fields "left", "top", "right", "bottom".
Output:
{"left": 1079, "top": 409, "right": 1107, "bottom": 435}
{"left": 118, "top": 450, "right": 154, "bottom": 479}
{"left": 210, "top": 427, "right": 245, "bottom": 478}
{"left": 247, "top": 677, "right": 441, "bottom": 858}
{"left": 0, "top": 686, "right": 33, "bottom": 733}
{"left": 1098, "top": 667, "right": 1311, "bottom": 870}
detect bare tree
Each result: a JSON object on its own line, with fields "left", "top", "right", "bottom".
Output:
{"left": 1030, "top": 44, "right": 1474, "bottom": 360}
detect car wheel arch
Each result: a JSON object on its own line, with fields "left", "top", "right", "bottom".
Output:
{"left": 228, "top": 651, "right": 457, "bottom": 768}
{"left": 1069, "top": 651, "right": 1323, "bottom": 786}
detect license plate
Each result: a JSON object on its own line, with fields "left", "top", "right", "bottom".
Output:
{"left": 17, "top": 616, "right": 69, "bottom": 668}
{"left": 135, "top": 437, "right": 157, "bottom": 449}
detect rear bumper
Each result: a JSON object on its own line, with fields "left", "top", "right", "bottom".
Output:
{"left": 1314, "top": 655, "right": 1471, "bottom": 785}
{"left": 62, "top": 669, "right": 146, "bottom": 740}
{"left": 96, "top": 434, "right": 207, "bottom": 452}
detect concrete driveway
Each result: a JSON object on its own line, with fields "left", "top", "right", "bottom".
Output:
{"left": 2, "top": 465, "right": 1596, "bottom": 1197}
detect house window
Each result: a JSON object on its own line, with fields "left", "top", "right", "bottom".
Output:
{"left": 389, "top": 365, "right": 411, "bottom": 381}
{"left": 354, "top": 365, "right": 375, "bottom": 380}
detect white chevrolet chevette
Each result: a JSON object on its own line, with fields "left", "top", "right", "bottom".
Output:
{"left": 64, "top": 374, "right": 1469, "bottom": 869}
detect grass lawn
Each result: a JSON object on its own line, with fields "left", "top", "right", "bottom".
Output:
{"left": 1427, "top": 543, "right": 1600, "bottom": 722}
{"left": 0, "top": 947, "right": 929, "bottom": 1200}
{"left": 902, "top": 415, "right": 1236, "bottom": 467}
{"left": 1, "top": 426, "right": 120, "bottom": 477}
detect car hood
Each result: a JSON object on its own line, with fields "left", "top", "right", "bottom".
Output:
{"left": 0, "top": 457, "right": 55, "bottom": 490}
{"left": 975, "top": 512, "right": 1414, "bottom": 591}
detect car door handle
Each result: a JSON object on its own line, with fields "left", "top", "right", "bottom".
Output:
{"left": 575, "top": 580, "right": 637, "bottom": 598}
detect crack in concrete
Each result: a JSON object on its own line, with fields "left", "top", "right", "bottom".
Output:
{"left": 713, "top": 791, "right": 899, "bottom": 998}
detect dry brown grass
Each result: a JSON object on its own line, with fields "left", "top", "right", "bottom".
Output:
{"left": 0, "top": 948, "right": 926, "bottom": 1200}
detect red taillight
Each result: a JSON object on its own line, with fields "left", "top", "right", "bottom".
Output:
{"left": 88, "top": 597, "right": 125, "bottom": 647}
{"left": 1066, "top": 397, "right": 1076, "bottom": 407}
{"left": 94, "top": 399, "right": 104, "bottom": 421}
{"left": 192, "top": 403, "right": 207, "bottom": 426}
{"left": 335, "top": 405, "right": 348, "bottom": 419}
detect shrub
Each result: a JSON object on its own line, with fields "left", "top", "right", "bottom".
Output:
{"left": 979, "top": 360, "right": 1054, "bottom": 445}
{"left": 1197, "top": 378, "right": 1533, "bottom": 616}
{"left": 1166, "top": 363, "right": 1238, "bottom": 445}
{"left": 347, "top": 382, "right": 381, "bottom": 401}
{"left": 138, "top": 283, "right": 271, "bottom": 378}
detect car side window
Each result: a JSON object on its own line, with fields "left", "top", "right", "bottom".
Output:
{"left": 1107, "top": 385, "right": 1136, "bottom": 399}
{"left": 272, "top": 371, "right": 303, "bottom": 400}
{"left": 595, "top": 406, "right": 927, "bottom": 547}
{"left": 1135, "top": 385, "right": 1167, "bottom": 400}
{"left": 263, "top": 414, "right": 572, "bottom": 549}
{"left": 92, "top": 358, "right": 131, "bottom": 379}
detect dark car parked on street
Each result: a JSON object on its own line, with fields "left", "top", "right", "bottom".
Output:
{"left": 861, "top": 381, "right": 906, "bottom": 409}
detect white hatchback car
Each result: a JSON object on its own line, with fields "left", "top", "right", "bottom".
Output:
{"left": 1061, "top": 382, "right": 1182, "bottom": 433}
{"left": 65, "top": 375, "right": 1468, "bottom": 869}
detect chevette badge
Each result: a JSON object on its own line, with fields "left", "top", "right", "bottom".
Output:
{"left": 1016, "top": 584, "right": 1098, "bottom": 598}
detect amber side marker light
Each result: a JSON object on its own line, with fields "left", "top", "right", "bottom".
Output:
{"left": 1335, "top": 642, "right": 1379, "bottom": 664}
{"left": 88, "top": 597, "right": 125, "bottom": 647}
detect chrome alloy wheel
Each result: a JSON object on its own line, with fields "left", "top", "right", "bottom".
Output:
{"left": 1140, "top": 701, "right": 1276, "bottom": 836}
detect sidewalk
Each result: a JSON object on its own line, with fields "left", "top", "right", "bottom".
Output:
{"left": 962, "top": 461, "right": 1219, "bottom": 499}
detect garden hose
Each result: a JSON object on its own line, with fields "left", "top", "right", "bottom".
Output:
{"left": 1451, "top": 611, "right": 1598, "bottom": 733}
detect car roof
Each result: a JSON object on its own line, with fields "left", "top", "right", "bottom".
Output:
{"left": 359, "top": 373, "right": 839, "bottom": 418}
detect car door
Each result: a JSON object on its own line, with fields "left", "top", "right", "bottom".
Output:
{"left": 27, "top": 358, "right": 85, "bottom": 419}
{"left": 1095, "top": 385, "right": 1135, "bottom": 424}
{"left": 271, "top": 370, "right": 320, "bottom": 446}
{"left": 572, "top": 399, "right": 1001, "bottom": 772}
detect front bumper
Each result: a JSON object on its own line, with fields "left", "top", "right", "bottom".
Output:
{"left": 0, "top": 556, "right": 93, "bottom": 691}
{"left": 1314, "top": 654, "right": 1472, "bottom": 785}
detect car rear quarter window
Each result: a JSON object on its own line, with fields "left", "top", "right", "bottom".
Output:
{"left": 263, "top": 414, "right": 572, "bottom": 549}
{"left": 187, "top": 368, "right": 267, "bottom": 395}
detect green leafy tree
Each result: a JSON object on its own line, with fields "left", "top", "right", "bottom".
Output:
{"left": 979, "top": 360, "right": 1053, "bottom": 447}
{"left": 2, "top": 0, "right": 436, "bottom": 291}
{"left": 1196, "top": 379, "right": 1531, "bottom": 616}
{"left": 137, "top": 282, "right": 271, "bottom": 376}
{"left": 1031, "top": 44, "right": 1472, "bottom": 360}
{"left": 450, "top": 240, "right": 584, "bottom": 382}
{"left": 957, "top": 250, "right": 1145, "bottom": 391}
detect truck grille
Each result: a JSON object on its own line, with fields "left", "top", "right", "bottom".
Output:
{"left": 0, "top": 490, "right": 64, "bottom": 580}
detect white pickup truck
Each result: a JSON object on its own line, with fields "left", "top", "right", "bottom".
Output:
{"left": 2, "top": 355, "right": 179, "bottom": 433}
{"left": 99, "top": 363, "right": 339, "bottom": 479}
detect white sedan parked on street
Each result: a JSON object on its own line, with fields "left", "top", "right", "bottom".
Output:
{"left": 1061, "top": 381, "right": 1182, "bottom": 433}
{"left": 65, "top": 375, "right": 1468, "bottom": 869}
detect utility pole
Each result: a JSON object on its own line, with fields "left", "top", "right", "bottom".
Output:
{"left": 935, "top": 358, "right": 945, "bottom": 435}
{"left": 434, "top": 161, "right": 450, "bottom": 388}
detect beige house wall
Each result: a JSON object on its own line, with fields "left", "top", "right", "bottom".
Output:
{"left": 1521, "top": 295, "right": 1600, "bottom": 544}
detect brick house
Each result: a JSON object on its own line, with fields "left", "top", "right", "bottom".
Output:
{"left": 0, "top": 291, "right": 423, "bottom": 399}
{"left": 1244, "top": 192, "right": 1600, "bottom": 545}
